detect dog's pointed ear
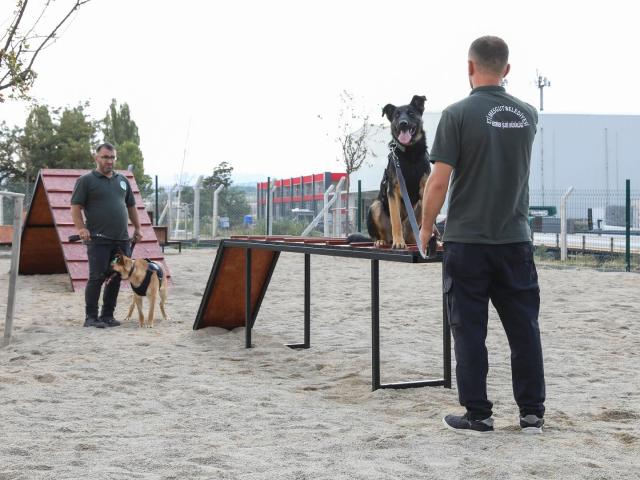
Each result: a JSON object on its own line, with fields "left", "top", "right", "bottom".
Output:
{"left": 382, "top": 104, "right": 396, "bottom": 122}
{"left": 410, "top": 95, "right": 427, "bottom": 115}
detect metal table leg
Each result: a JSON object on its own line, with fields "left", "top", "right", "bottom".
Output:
{"left": 371, "top": 258, "right": 448, "bottom": 391}
{"left": 287, "top": 253, "right": 311, "bottom": 349}
{"left": 372, "top": 259, "right": 381, "bottom": 390}
{"left": 245, "top": 248, "right": 252, "bottom": 348}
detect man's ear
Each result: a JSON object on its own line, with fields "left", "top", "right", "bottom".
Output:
{"left": 382, "top": 104, "right": 396, "bottom": 122}
{"left": 410, "top": 95, "right": 426, "bottom": 115}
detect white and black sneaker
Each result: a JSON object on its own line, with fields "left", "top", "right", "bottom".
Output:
{"left": 520, "top": 415, "right": 544, "bottom": 434}
{"left": 443, "top": 413, "right": 495, "bottom": 436}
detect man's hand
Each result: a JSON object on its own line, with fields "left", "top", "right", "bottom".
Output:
{"left": 133, "top": 229, "right": 143, "bottom": 243}
{"left": 78, "top": 228, "right": 90, "bottom": 242}
{"left": 419, "top": 224, "right": 440, "bottom": 256}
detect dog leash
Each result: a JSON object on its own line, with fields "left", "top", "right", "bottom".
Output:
{"left": 388, "top": 142, "right": 435, "bottom": 260}
{"left": 68, "top": 233, "right": 138, "bottom": 284}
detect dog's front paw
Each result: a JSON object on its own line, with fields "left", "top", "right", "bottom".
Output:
{"left": 374, "top": 240, "right": 386, "bottom": 246}
{"left": 163, "top": 316, "right": 171, "bottom": 321}
{"left": 392, "top": 242, "right": 406, "bottom": 249}
{"left": 124, "top": 317, "right": 132, "bottom": 321}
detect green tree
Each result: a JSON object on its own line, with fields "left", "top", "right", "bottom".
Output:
{"left": 117, "top": 141, "right": 152, "bottom": 196}
{"left": 0, "top": 1, "right": 93, "bottom": 103}
{"left": 103, "top": 99, "right": 140, "bottom": 145}
{"left": 0, "top": 121, "right": 23, "bottom": 182}
{"left": 202, "top": 162, "right": 233, "bottom": 188}
{"left": 54, "top": 102, "right": 96, "bottom": 169}
{"left": 20, "top": 102, "right": 96, "bottom": 181}
{"left": 22, "top": 104, "right": 57, "bottom": 182}
{"left": 102, "top": 99, "right": 151, "bottom": 196}
{"left": 219, "top": 187, "right": 251, "bottom": 227}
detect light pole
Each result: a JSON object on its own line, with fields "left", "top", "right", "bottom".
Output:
{"left": 534, "top": 69, "right": 551, "bottom": 111}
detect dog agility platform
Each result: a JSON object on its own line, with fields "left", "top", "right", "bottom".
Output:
{"left": 18, "top": 169, "right": 172, "bottom": 291}
{"left": 193, "top": 235, "right": 451, "bottom": 391}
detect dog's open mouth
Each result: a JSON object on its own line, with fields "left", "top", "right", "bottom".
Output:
{"left": 398, "top": 126, "right": 417, "bottom": 145}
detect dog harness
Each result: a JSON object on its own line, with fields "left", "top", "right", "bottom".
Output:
{"left": 129, "top": 259, "right": 164, "bottom": 297}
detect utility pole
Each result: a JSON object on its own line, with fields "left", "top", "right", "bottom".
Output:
{"left": 533, "top": 69, "right": 551, "bottom": 111}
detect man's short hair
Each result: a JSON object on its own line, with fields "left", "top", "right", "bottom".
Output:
{"left": 96, "top": 142, "right": 115, "bottom": 154}
{"left": 469, "top": 36, "right": 509, "bottom": 75}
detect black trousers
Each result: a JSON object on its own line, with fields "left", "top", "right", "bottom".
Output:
{"left": 443, "top": 241, "right": 546, "bottom": 420}
{"left": 85, "top": 242, "right": 131, "bottom": 318}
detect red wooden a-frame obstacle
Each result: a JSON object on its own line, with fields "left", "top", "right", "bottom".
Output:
{"left": 19, "top": 169, "right": 173, "bottom": 291}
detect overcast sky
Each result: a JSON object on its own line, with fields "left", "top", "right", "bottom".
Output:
{"left": 2, "top": 0, "right": 639, "bottom": 185}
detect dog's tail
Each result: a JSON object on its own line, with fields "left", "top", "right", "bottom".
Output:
{"left": 346, "top": 233, "right": 373, "bottom": 243}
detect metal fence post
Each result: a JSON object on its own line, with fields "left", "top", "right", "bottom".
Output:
{"left": 357, "top": 180, "right": 362, "bottom": 233}
{"left": 266, "top": 177, "right": 271, "bottom": 236}
{"left": 212, "top": 184, "right": 224, "bottom": 237}
{"left": 323, "top": 184, "right": 336, "bottom": 237}
{"left": 155, "top": 175, "right": 159, "bottom": 226}
{"left": 334, "top": 181, "right": 342, "bottom": 238}
{"left": 561, "top": 186, "right": 574, "bottom": 261}
{"left": 3, "top": 193, "right": 24, "bottom": 347}
{"left": 626, "top": 179, "right": 631, "bottom": 272}
{"left": 269, "top": 179, "right": 277, "bottom": 235}
{"left": 193, "top": 176, "right": 203, "bottom": 243}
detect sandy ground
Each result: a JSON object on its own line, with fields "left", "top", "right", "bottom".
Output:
{"left": 0, "top": 246, "right": 639, "bottom": 480}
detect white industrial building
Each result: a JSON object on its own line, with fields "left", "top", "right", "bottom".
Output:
{"left": 349, "top": 112, "right": 640, "bottom": 194}
{"left": 347, "top": 112, "right": 640, "bottom": 254}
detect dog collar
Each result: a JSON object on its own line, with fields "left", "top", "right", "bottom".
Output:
{"left": 128, "top": 260, "right": 136, "bottom": 279}
{"left": 389, "top": 141, "right": 405, "bottom": 153}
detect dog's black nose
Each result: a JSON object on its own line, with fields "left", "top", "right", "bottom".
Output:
{"left": 398, "top": 120, "right": 408, "bottom": 129}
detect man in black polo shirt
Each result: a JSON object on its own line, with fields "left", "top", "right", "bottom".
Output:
{"left": 419, "top": 36, "right": 546, "bottom": 435}
{"left": 71, "top": 143, "right": 143, "bottom": 328}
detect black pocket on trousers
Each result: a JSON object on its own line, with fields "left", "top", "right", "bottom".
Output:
{"left": 443, "top": 277, "right": 462, "bottom": 328}
{"left": 514, "top": 243, "right": 536, "bottom": 284}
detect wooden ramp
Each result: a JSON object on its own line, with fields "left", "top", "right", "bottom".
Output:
{"left": 193, "top": 240, "right": 280, "bottom": 329}
{"left": 18, "top": 169, "right": 173, "bottom": 291}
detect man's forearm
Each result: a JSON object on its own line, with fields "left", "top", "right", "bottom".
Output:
{"left": 421, "top": 175, "right": 448, "bottom": 230}
{"left": 128, "top": 206, "right": 141, "bottom": 230}
{"left": 70, "top": 205, "right": 86, "bottom": 231}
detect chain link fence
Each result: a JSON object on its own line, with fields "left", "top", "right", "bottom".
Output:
{"left": 1, "top": 181, "right": 34, "bottom": 226}
{"left": 2, "top": 176, "right": 638, "bottom": 272}
{"left": 529, "top": 188, "right": 640, "bottom": 271}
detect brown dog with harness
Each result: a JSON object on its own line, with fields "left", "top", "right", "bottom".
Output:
{"left": 110, "top": 250, "right": 170, "bottom": 328}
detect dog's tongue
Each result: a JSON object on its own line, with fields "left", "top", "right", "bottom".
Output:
{"left": 399, "top": 131, "right": 412, "bottom": 144}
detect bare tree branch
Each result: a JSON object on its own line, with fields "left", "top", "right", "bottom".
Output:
{"left": 0, "top": 0, "right": 92, "bottom": 101}
{"left": 25, "top": 0, "right": 90, "bottom": 73}
{"left": 1, "top": 0, "right": 29, "bottom": 72}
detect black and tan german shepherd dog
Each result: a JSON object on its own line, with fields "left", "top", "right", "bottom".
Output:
{"left": 349, "top": 95, "right": 434, "bottom": 252}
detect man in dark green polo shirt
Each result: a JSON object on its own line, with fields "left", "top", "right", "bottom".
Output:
{"left": 419, "top": 36, "right": 546, "bottom": 435}
{"left": 71, "top": 143, "right": 143, "bottom": 328}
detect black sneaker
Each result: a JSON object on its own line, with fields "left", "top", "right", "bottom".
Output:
{"left": 99, "top": 315, "right": 121, "bottom": 327}
{"left": 520, "top": 415, "right": 544, "bottom": 434}
{"left": 84, "top": 316, "right": 106, "bottom": 328}
{"left": 443, "top": 413, "right": 495, "bottom": 436}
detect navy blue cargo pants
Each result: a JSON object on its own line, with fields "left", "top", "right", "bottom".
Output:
{"left": 85, "top": 242, "right": 131, "bottom": 318}
{"left": 443, "top": 241, "right": 546, "bottom": 420}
